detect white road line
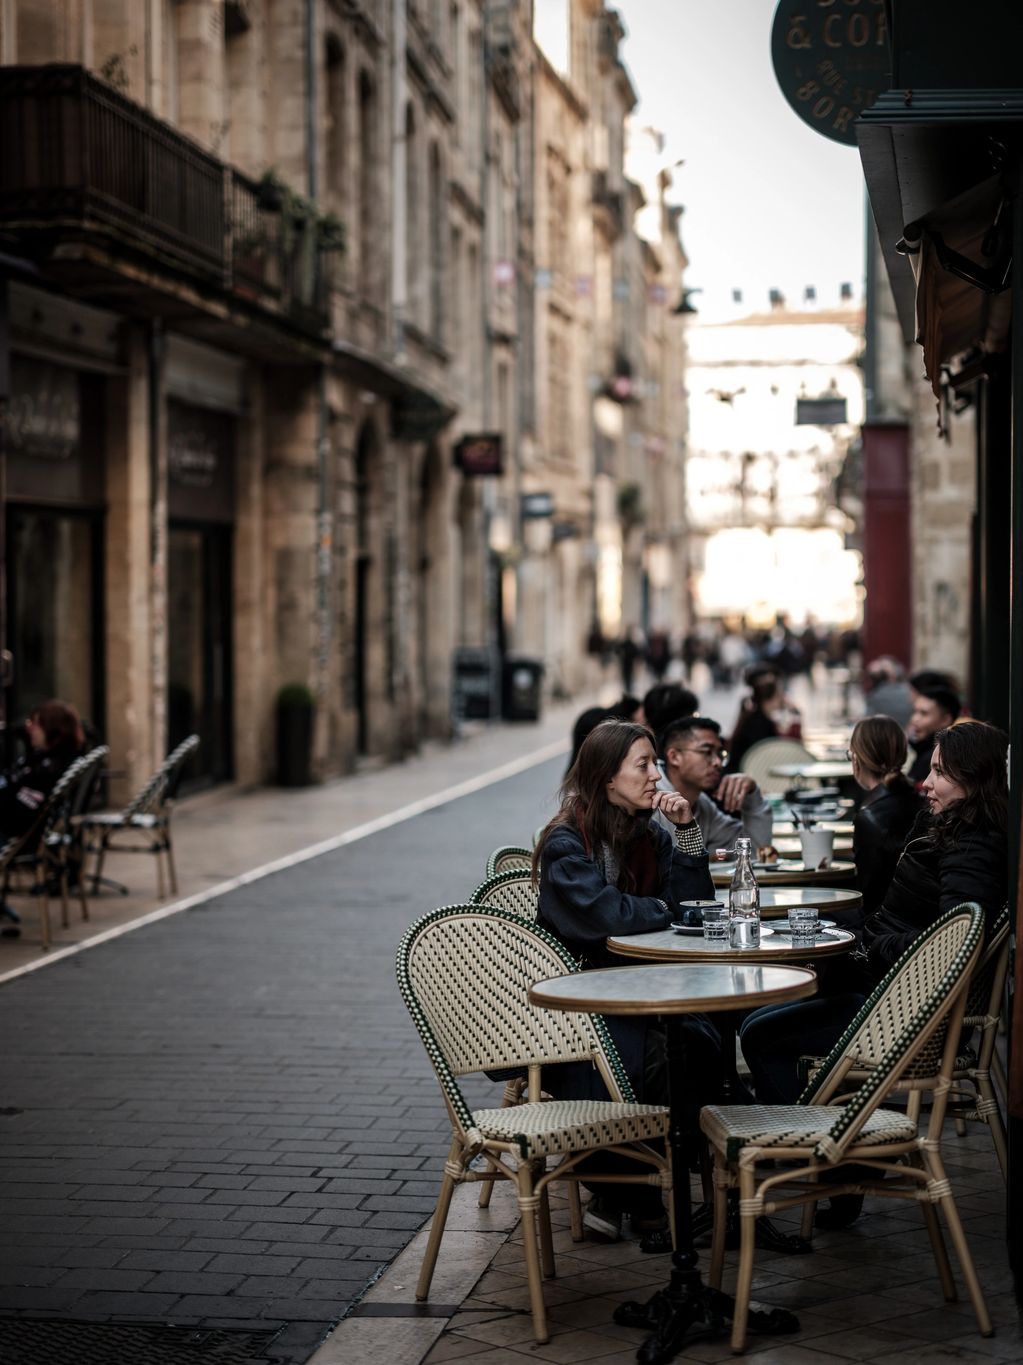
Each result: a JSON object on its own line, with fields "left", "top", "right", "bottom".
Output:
{"left": 0, "top": 737, "right": 567, "bottom": 987}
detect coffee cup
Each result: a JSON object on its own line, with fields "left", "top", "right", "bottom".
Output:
{"left": 799, "top": 828, "right": 835, "bottom": 869}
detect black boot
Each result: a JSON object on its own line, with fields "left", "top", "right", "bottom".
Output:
{"left": 814, "top": 1194, "right": 864, "bottom": 1229}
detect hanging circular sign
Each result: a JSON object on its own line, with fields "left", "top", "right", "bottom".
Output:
{"left": 771, "top": 0, "right": 891, "bottom": 147}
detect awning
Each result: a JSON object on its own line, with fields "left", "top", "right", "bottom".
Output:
{"left": 857, "top": 87, "right": 1023, "bottom": 385}
{"left": 900, "top": 174, "right": 1013, "bottom": 397}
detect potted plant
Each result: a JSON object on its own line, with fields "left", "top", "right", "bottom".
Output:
{"left": 276, "top": 683, "right": 315, "bottom": 787}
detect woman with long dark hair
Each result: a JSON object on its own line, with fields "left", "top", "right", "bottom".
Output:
{"left": 534, "top": 719, "right": 717, "bottom": 1239}
{"left": 739, "top": 718, "right": 1008, "bottom": 1227}
{"left": 0, "top": 699, "right": 86, "bottom": 937}
{"left": 0, "top": 699, "right": 85, "bottom": 842}
{"left": 849, "top": 714, "right": 924, "bottom": 918}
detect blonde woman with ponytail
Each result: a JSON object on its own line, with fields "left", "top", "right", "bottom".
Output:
{"left": 849, "top": 714, "right": 923, "bottom": 916}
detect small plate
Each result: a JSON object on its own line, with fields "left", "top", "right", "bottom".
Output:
{"left": 772, "top": 928, "right": 843, "bottom": 942}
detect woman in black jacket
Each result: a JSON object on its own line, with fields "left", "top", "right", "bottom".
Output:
{"left": 740, "top": 719, "right": 1007, "bottom": 1224}
{"left": 534, "top": 718, "right": 716, "bottom": 1238}
{"left": 849, "top": 715, "right": 924, "bottom": 920}
{"left": 744, "top": 718, "right": 1008, "bottom": 1092}
{"left": 0, "top": 699, "right": 85, "bottom": 842}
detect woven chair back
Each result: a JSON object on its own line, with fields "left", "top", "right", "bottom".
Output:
{"left": 800, "top": 905, "right": 984, "bottom": 1162}
{"left": 125, "top": 734, "right": 199, "bottom": 817}
{"left": 40, "top": 751, "right": 95, "bottom": 833}
{"left": 469, "top": 869, "right": 539, "bottom": 919}
{"left": 486, "top": 845, "right": 532, "bottom": 878}
{"left": 739, "top": 737, "right": 819, "bottom": 793}
{"left": 397, "top": 906, "right": 629, "bottom": 1133}
{"left": 898, "top": 906, "right": 1010, "bottom": 1080}
{"left": 69, "top": 746, "right": 109, "bottom": 820}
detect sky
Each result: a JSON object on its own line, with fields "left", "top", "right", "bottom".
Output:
{"left": 535, "top": 0, "right": 868, "bottom": 321}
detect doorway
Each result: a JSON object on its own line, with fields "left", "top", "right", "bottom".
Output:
{"left": 166, "top": 524, "right": 233, "bottom": 787}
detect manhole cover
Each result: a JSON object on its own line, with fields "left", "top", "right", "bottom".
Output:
{"left": 0, "top": 1319, "right": 281, "bottom": 1365}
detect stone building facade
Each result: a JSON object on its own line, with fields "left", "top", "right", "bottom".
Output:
{"left": 0, "top": 0, "right": 691, "bottom": 797}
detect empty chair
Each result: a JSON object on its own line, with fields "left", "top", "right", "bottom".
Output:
{"left": 702, "top": 905, "right": 989, "bottom": 1351}
{"left": 739, "top": 736, "right": 819, "bottom": 795}
{"left": 469, "top": 868, "right": 538, "bottom": 919}
{"left": 28, "top": 746, "right": 109, "bottom": 939}
{"left": 77, "top": 735, "right": 199, "bottom": 898}
{"left": 485, "top": 844, "right": 531, "bottom": 877}
{"left": 397, "top": 905, "right": 671, "bottom": 1344}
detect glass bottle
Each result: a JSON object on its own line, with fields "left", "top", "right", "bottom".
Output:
{"left": 728, "top": 836, "right": 761, "bottom": 948}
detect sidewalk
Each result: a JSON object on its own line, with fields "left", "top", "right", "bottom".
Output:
{"left": 0, "top": 702, "right": 577, "bottom": 984}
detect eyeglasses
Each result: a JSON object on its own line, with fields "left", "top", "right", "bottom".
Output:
{"left": 682, "top": 744, "right": 728, "bottom": 763}
{"left": 845, "top": 748, "right": 854, "bottom": 761}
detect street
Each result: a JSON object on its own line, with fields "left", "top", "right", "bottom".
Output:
{"left": 0, "top": 750, "right": 566, "bottom": 1364}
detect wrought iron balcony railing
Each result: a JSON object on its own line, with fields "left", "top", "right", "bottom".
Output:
{"left": 0, "top": 65, "right": 330, "bottom": 338}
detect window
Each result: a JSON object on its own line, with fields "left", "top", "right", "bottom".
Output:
{"left": 325, "top": 34, "right": 346, "bottom": 207}
{"left": 429, "top": 143, "right": 444, "bottom": 343}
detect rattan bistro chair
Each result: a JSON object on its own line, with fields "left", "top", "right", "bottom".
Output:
{"left": 470, "top": 868, "right": 539, "bottom": 919}
{"left": 739, "top": 737, "right": 820, "bottom": 795}
{"left": 8, "top": 746, "right": 109, "bottom": 939}
{"left": 486, "top": 844, "right": 532, "bottom": 877}
{"left": 948, "top": 911, "right": 1011, "bottom": 1175}
{"left": 77, "top": 734, "right": 199, "bottom": 898}
{"left": 1, "top": 748, "right": 110, "bottom": 950}
{"left": 703, "top": 905, "right": 988, "bottom": 1351}
{"left": 397, "top": 906, "right": 671, "bottom": 1344}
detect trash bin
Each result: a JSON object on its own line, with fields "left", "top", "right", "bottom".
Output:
{"left": 276, "top": 684, "right": 315, "bottom": 786}
{"left": 502, "top": 656, "right": 544, "bottom": 722}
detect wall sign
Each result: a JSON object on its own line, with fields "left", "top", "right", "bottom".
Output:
{"left": 455, "top": 433, "right": 503, "bottom": 477}
{"left": 771, "top": 0, "right": 891, "bottom": 146}
{"left": 521, "top": 491, "right": 555, "bottom": 519}
{"left": 168, "top": 400, "right": 235, "bottom": 523}
{"left": 4, "top": 356, "right": 104, "bottom": 507}
{"left": 796, "top": 395, "right": 848, "bottom": 425}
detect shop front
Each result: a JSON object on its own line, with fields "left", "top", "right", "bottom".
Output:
{"left": 4, "top": 354, "right": 104, "bottom": 748}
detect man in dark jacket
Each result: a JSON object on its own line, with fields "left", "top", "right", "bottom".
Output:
{"left": 906, "top": 683, "right": 960, "bottom": 785}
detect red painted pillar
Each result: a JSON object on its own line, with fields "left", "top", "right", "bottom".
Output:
{"left": 861, "top": 421, "right": 912, "bottom": 665}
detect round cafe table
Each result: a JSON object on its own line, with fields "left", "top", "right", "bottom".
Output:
{"left": 607, "top": 924, "right": 856, "bottom": 966}
{"left": 772, "top": 835, "right": 854, "bottom": 860}
{"left": 529, "top": 963, "right": 817, "bottom": 1360}
{"left": 710, "top": 860, "right": 856, "bottom": 889}
{"left": 710, "top": 885, "right": 862, "bottom": 919}
{"left": 772, "top": 819, "right": 854, "bottom": 838}
{"left": 771, "top": 760, "right": 855, "bottom": 782}
{"left": 607, "top": 925, "right": 856, "bottom": 1101}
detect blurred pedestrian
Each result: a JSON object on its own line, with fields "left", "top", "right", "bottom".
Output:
{"left": 862, "top": 656, "right": 913, "bottom": 729}
{"left": 642, "top": 681, "right": 699, "bottom": 749}
{"left": 617, "top": 626, "right": 644, "bottom": 694}
{"left": 645, "top": 629, "right": 671, "bottom": 682}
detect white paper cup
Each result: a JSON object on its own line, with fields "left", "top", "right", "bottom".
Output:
{"left": 799, "top": 828, "right": 835, "bottom": 869}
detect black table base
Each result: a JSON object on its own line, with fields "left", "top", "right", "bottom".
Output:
{"left": 625, "top": 1015, "right": 802, "bottom": 1361}
{"left": 614, "top": 1265, "right": 799, "bottom": 1365}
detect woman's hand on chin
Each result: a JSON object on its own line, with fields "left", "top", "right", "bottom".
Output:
{"left": 652, "top": 789, "right": 694, "bottom": 826}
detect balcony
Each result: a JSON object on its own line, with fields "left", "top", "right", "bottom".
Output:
{"left": 0, "top": 65, "right": 330, "bottom": 344}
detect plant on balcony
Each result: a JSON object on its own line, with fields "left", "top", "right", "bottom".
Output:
{"left": 317, "top": 212, "right": 347, "bottom": 255}
{"left": 98, "top": 45, "right": 137, "bottom": 94}
{"left": 255, "top": 171, "right": 346, "bottom": 258}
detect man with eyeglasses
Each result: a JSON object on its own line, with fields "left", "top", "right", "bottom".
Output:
{"left": 654, "top": 715, "right": 772, "bottom": 852}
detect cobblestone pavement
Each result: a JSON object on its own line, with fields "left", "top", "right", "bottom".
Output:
{"left": 0, "top": 750, "right": 567, "bottom": 1363}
